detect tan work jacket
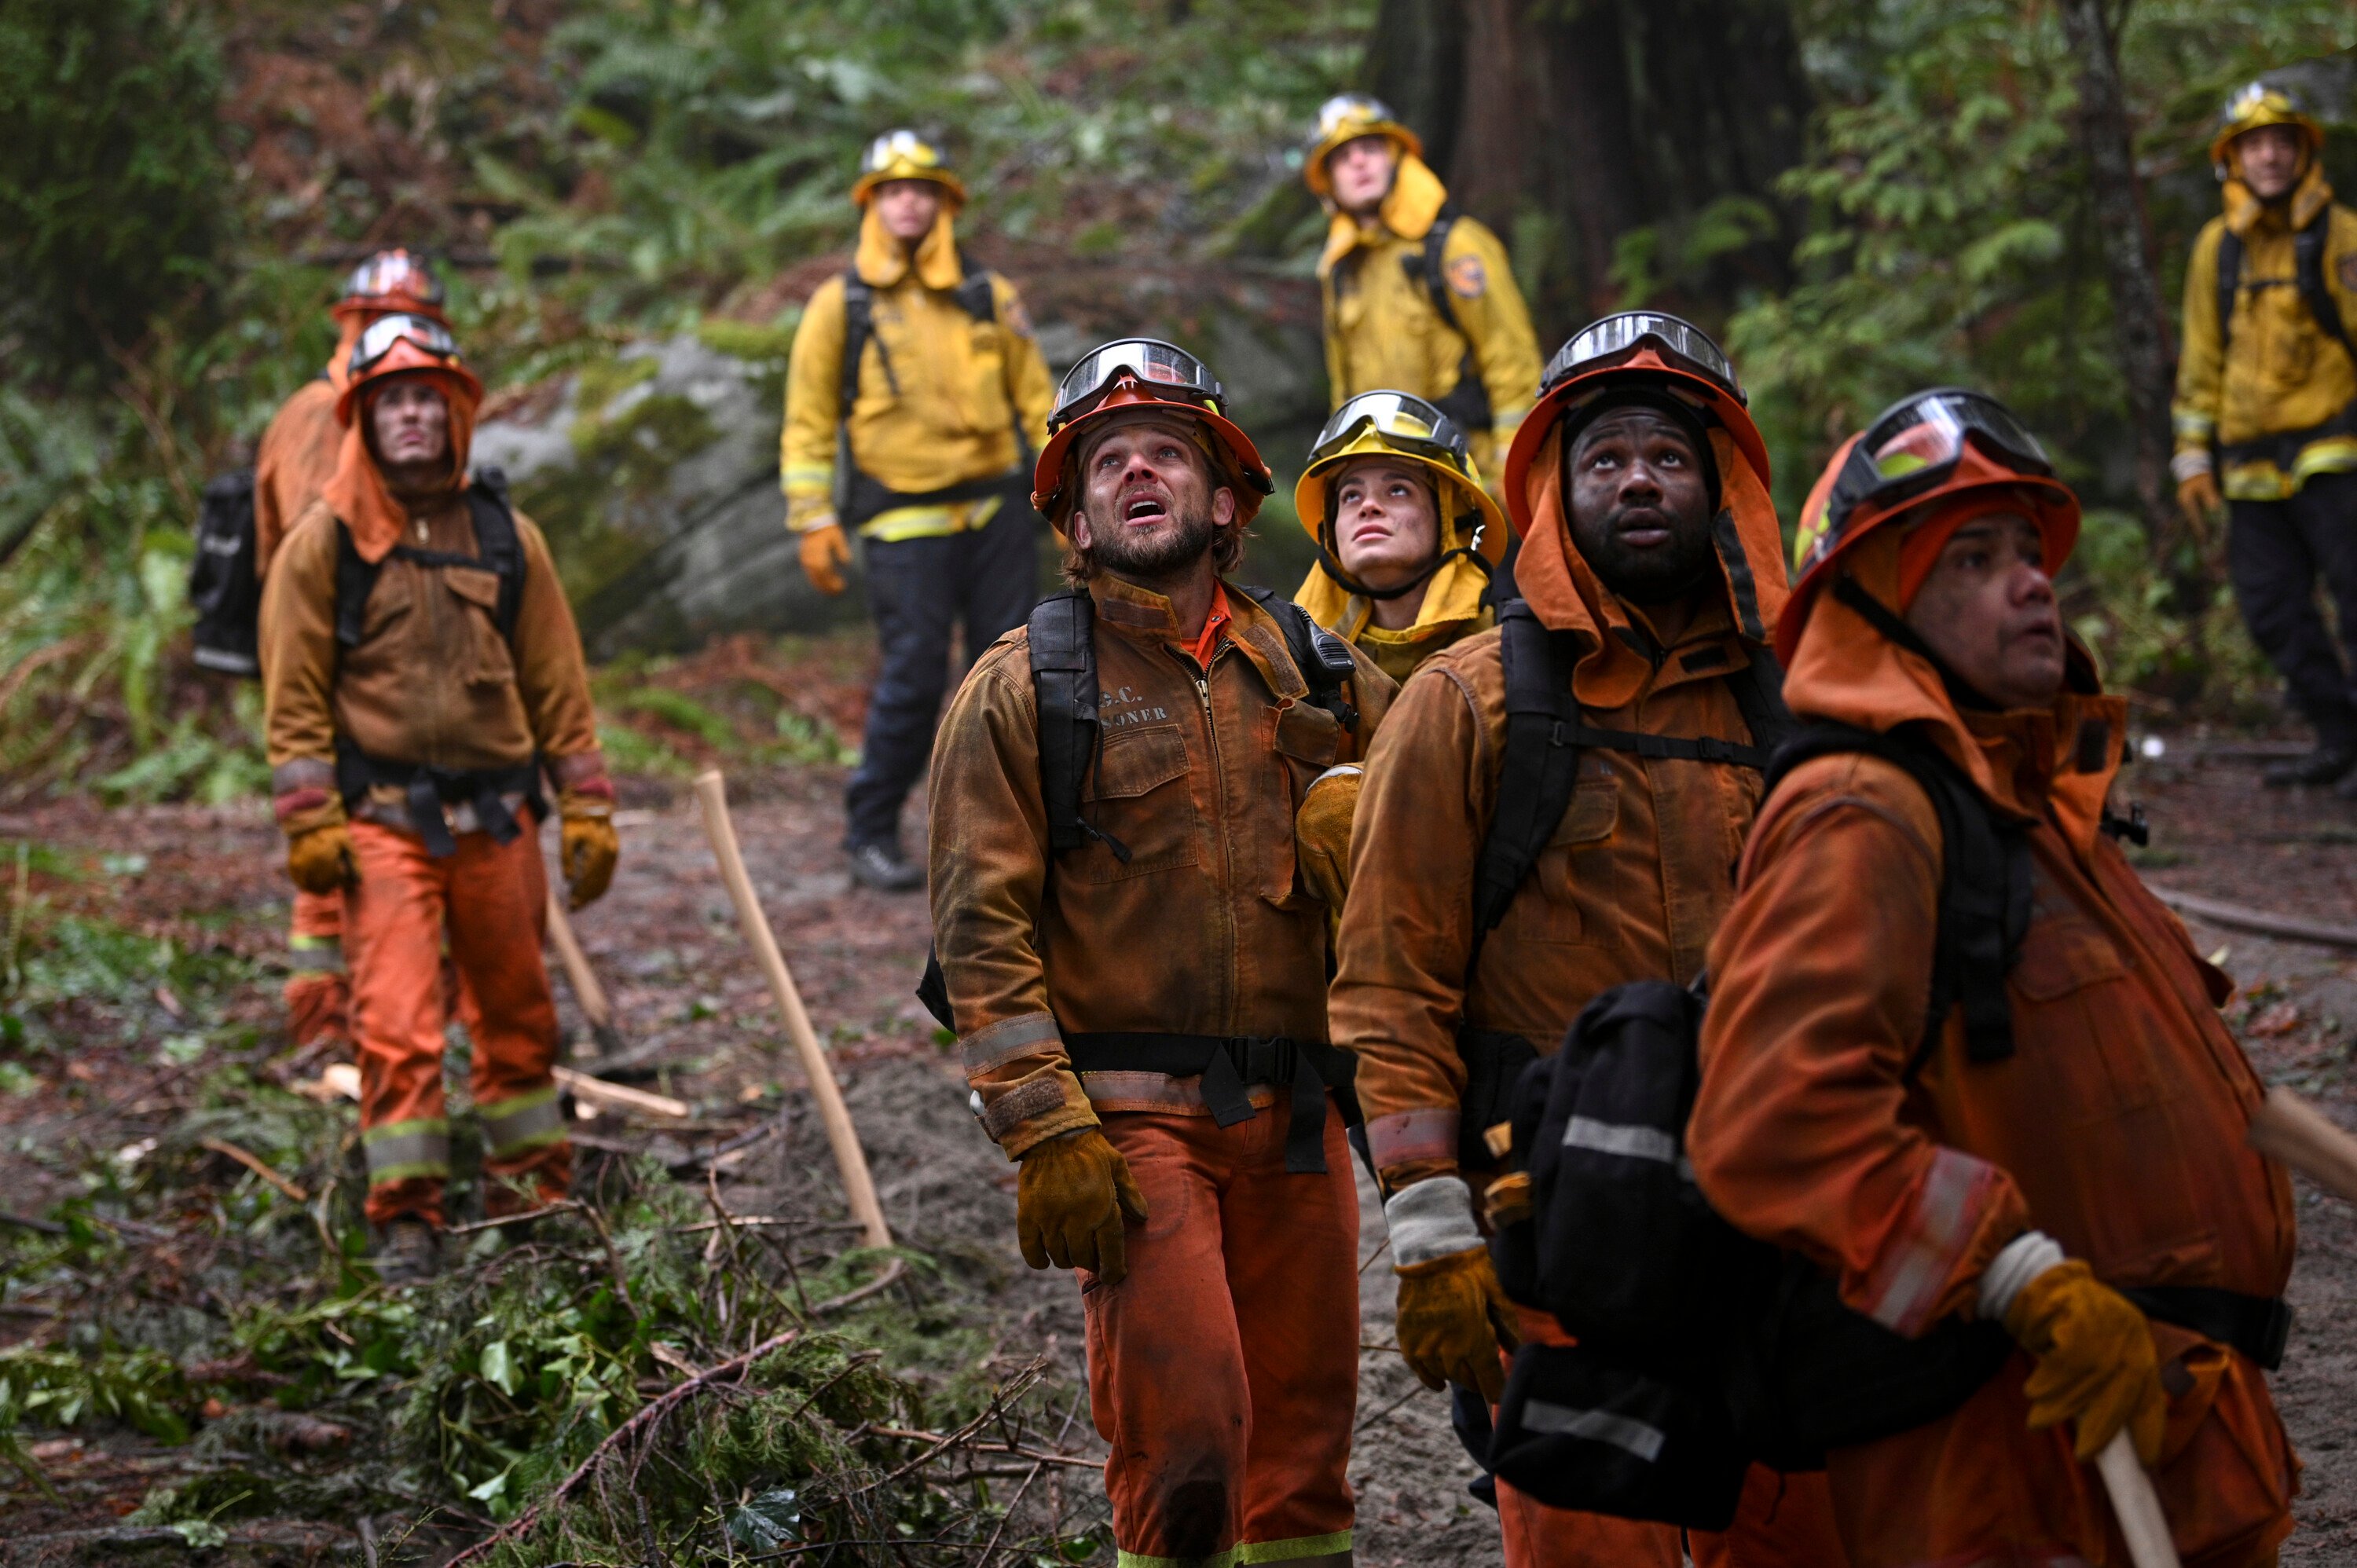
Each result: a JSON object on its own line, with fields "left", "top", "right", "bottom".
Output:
{"left": 928, "top": 575, "right": 1395, "bottom": 1157}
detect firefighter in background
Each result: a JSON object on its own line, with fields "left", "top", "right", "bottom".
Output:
{"left": 781, "top": 130, "right": 1058, "bottom": 891}
{"left": 252, "top": 249, "right": 451, "bottom": 1059}
{"left": 260, "top": 316, "right": 617, "bottom": 1283}
{"left": 1306, "top": 95, "right": 1542, "bottom": 489}
{"left": 2175, "top": 81, "right": 2357, "bottom": 792}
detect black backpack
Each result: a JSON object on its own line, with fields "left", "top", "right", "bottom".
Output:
{"left": 915, "top": 584, "right": 1365, "bottom": 1173}
{"left": 831, "top": 258, "right": 1037, "bottom": 529}
{"left": 189, "top": 469, "right": 262, "bottom": 677}
{"left": 2216, "top": 207, "right": 2354, "bottom": 363}
{"left": 1447, "top": 599, "right": 1793, "bottom": 1171}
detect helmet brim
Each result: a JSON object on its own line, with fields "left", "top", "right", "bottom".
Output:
{"left": 1501, "top": 353, "right": 1770, "bottom": 538}
{"left": 851, "top": 167, "right": 969, "bottom": 208}
{"left": 1303, "top": 122, "right": 1424, "bottom": 199}
{"left": 1032, "top": 395, "right": 1273, "bottom": 532}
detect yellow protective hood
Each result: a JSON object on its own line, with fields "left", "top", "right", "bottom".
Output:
{"left": 1319, "top": 153, "right": 1450, "bottom": 277}
{"left": 855, "top": 203, "right": 964, "bottom": 291}
{"left": 1296, "top": 547, "right": 1491, "bottom": 680}
{"left": 2224, "top": 156, "right": 2334, "bottom": 239}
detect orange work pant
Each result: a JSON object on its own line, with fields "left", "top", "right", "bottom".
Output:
{"left": 1085, "top": 1100, "right": 1358, "bottom": 1568}
{"left": 344, "top": 819, "right": 570, "bottom": 1226}
{"left": 284, "top": 888, "right": 350, "bottom": 1050}
{"left": 1497, "top": 1308, "right": 1849, "bottom": 1568}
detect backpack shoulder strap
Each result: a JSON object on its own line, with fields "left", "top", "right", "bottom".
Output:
{"left": 1725, "top": 646, "right": 1796, "bottom": 756}
{"left": 1237, "top": 585, "right": 1361, "bottom": 733}
{"left": 1765, "top": 723, "right": 2031, "bottom": 1079}
{"left": 465, "top": 466, "right": 526, "bottom": 643}
{"left": 1418, "top": 203, "right": 1464, "bottom": 336}
{"left": 839, "top": 269, "right": 899, "bottom": 405}
{"left": 2295, "top": 207, "right": 2355, "bottom": 363}
{"left": 1028, "top": 589, "right": 1102, "bottom": 855}
{"left": 1470, "top": 599, "right": 1582, "bottom": 946}
{"left": 2216, "top": 225, "right": 2244, "bottom": 357}
{"left": 954, "top": 254, "right": 999, "bottom": 324}
{"left": 332, "top": 522, "right": 379, "bottom": 650}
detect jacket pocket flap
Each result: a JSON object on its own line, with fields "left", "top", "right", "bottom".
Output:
{"left": 1088, "top": 725, "right": 1189, "bottom": 800}
{"left": 1550, "top": 777, "right": 1619, "bottom": 846}
{"left": 443, "top": 566, "right": 503, "bottom": 612}
{"left": 2011, "top": 918, "right": 2130, "bottom": 1000}
{"left": 1274, "top": 702, "right": 1343, "bottom": 768}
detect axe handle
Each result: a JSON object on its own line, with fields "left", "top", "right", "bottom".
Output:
{"left": 694, "top": 769, "right": 893, "bottom": 1251}
{"left": 2248, "top": 1084, "right": 2357, "bottom": 1206}
{"left": 2095, "top": 1431, "right": 2181, "bottom": 1568}
{"left": 544, "top": 888, "right": 613, "bottom": 1030}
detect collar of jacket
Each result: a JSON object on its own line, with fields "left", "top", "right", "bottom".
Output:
{"left": 1782, "top": 522, "right": 2126, "bottom": 851}
{"left": 1510, "top": 420, "right": 1788, "bottom": 711}
{"left": 1088, "top": 573, "right": 1311, "bottom": 701}
{"left": 1319, "top": 152, "right": 1450, "bottom": 277}
{"left": 1297, "top": 549, "right": 1490, "bottom": 673}
{"left": 855, "top": 203, "right": 965, "bottom": 291}
{"left": 2225, "top": 158, "right": 2334, "bottom": 239}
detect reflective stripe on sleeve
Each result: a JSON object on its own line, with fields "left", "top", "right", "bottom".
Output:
{"left": 1860, "top": 1145, "right": 2000, "bottom": 1337}
{"left": 286, "top": 933, "right": 343, "bottom": 973}
{"left": 961, "top": 1012, "right": 1063, "bottom": 1075}
{"left": 1519, "top": 1399, "right": 1667, "bottom": 1462}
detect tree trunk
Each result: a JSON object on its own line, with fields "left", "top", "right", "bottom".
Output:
{"left": 2055, "top": 0, "right": 2179, "bottom": 550}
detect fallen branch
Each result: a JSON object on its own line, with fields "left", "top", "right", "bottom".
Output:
{"left": 866, "top": 1427, "right": 1105, "bottom": 1471}
{"left": 445, "top": 1330, "right": 801, "bottom": 1567}
{"left": 2146, "top": 885, "right": 2357, "bottom": 953}
{"left": 810, "top": 1255, "right": 910, "bottom": 1315}
{"left": 198, "top": 1137, "right": 309, "bottom": 1202}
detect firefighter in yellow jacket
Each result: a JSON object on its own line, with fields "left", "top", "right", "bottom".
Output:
{"left": 2175, "top": 80, "right": 2357, "bottom": 791}
{"left": 1307, "top": 96, "right": 1542, "bottom": 485}
{"left": 782, "top": 130, "right": 1058, "bottom": 888}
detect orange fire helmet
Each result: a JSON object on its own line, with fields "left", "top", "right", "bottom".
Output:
{"left": 1779, "top": 387, "right": 2080, "bottom": 663}
{"left": 1030, "top": 339, "right": 1274, "bottom": 529}
{"left": 1500, "top": 312, "right": 1770, "bottom": 538}
{"left": 332, "top": 248, "right": 449, "bottom": 324}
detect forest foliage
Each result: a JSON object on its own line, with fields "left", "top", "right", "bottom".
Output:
{"left": 0, "top": 0, "right": 2353, "bottom": 798}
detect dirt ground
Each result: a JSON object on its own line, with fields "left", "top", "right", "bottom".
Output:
{"left": 4, "top": 713, "right": 2355, "bottom": 1563}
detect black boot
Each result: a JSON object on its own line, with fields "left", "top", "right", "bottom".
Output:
{"left": 847, "top": 841, "right": 925, "bottom": 893}
{"left": 368, "top": 1218, "right": 443, "bottom": 1286}
{"left": 2263, "top": 746, "right": 2357, "bottom": 788}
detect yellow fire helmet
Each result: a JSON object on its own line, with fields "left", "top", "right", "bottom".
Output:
{"left": 1295, "top": 390, "right": 1506, "bottom": 564}
{"left": 851, "top": 129, "right": 968, "bottom": 208}
{"left": 2210, "top": 79, "right": 2325, "bottom": 178}
{"left": 1302, "top": 93, "right": 1423, "bottom": 200}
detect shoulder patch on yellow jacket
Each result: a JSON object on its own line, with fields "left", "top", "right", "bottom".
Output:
{"left": 1446, "top": 253, "right": 1488, "bottom": 299}
{"left": 2339, "top": 251, "right": 2357, "bottom": 294}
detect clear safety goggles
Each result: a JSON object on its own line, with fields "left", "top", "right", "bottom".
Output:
{"left": 1313, "top": 93, "right": 1392, "bottom": 141}
{"left": 863, "top": 129, "right": 945, "bottom": 175}
{"left": 343, "top": 249, "right": 443, "bottom": 306}
{"left": 1541, "top": 312, "right": 1745, "bottom": 405}
{"left": 1310, "top": 391, "right": 1468, "bottom": 469}
{"left": 1824, "top": 388, "right": 2054, "bottom": 534}
{"left": 1049, "top": 339, "right": 1225, "bottom": 432}
{"left": 350, "top": 313, "right": 460, "bottom": 378}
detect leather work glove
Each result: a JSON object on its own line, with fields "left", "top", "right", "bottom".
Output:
{"left": 2000, "top": 1255, "right": 2167, "bottom": 1464}
{"left": 798, "top": 518, "right": 852, "bottom": 595}
{"left": 1016, "top": 1127, "right": 1149, "bottom": 1286}
{"left": 559, "top": 789, "right": 619, "bottom": 910}
{"left": 2176, "top": 470, "right": 2223, "bottom": 537}
{"left": 1385, "top": 1175, "right": 1519, "bottom": 1402}
{"left": 1295, "top": 764, "right": 1362, "bottom": 913}
{"left": 287, "top": 820, "right": 357, "bottom": 896}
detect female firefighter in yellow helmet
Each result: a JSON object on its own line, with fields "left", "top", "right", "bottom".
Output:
{"left": 1292, "top": 390, "right": 1507, "bottom": 683}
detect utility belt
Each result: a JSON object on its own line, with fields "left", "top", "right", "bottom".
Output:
{"left": 2216, "top": 397, "right": 2357, "bottom": 475}
{"left": 1063, "top": 1031, "right": 1361, "bottom": 1174}
{"left": 335, "top": 736, "right": 546, "bottom": 859}
{"left": 834, "top": 461, "right": 1036, "bottom": 533}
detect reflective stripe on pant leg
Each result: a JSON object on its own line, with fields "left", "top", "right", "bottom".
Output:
{"left": 478, "top": 1084, "right": 565, "bottom": 1158}
{"left": 286, "top": 935, "right": 344, "bottom": 973}
{"left": 364, "top": 1117, "right": 452, "bottom": 1186}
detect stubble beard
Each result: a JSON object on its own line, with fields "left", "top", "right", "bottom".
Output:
{"left": 1080, "top": 505, "right": 1219, "bottom": 586}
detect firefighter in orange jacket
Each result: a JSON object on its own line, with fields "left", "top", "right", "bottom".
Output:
{"left": 260, "top": 317, "right": 618, "bottom": 1283}
{"left": 1331, "top": 315, "right": 1846, "bottom": 1568}
{"left": 1692, "top": 390, "right": 2299, "bottom": 1566}
{"left": 928, "top": 340, "right": 1395, "bottom": 1568}
{"left": 252, "top": 250, "right": 450, "bottom": 1057}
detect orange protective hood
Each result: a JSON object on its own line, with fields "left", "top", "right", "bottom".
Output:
{"left": 1780, "top": 522, "right": 2124, "bottom": 846}
{"left": 323, "top": 368, "right": 481, "bottom": 565}
{"left": 1512, "top": 419, "right": 1789, "bottom": 710}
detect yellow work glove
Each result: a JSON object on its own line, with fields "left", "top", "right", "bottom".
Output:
{"left": 1295, "top": 764, "right": 1361, "bottom": 912}
{"left": 281, "top": 797, "right": 357, "bottom": 896}
{"left": 1016, "top": 1127, "right": 1149, "bottom": 1285}
{"left": 798, "top": 518, "right": 851, "bottom": 595}
{"left": 1385, "top": 1175, "right": 1519, "bottom": 1401}
{"left": 2003, "top": 1258, "right": 2166, "bottom": 1464}
{"left": 559, "top": 789, "right": 619, "bottom": 910}
{"left": 2176, "top": 470, "right": 2222, "bottom": 536}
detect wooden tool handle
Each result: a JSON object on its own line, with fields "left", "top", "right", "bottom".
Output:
{"left": 693, "top": 770, "right": 893, "bottom": 1250}
{"left": 2095, "top": 1430, "right": 2181, "bottom": 1568}
{"left": 544, "top": 887, "right": 625, "bottom": 1057}
{"left": 2247, "top": 1084, "right": 2357, "bottom": 1206}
